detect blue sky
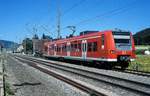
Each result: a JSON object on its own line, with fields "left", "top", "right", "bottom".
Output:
{"left": 0, "top": 0, "right": 150, "bottom": 43}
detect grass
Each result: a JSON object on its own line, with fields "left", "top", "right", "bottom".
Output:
{"left": 5, "top": 82, "right": 15, "bottom": 96}
{"left": 129, "top": 55, "right": 150, "bottom": 72}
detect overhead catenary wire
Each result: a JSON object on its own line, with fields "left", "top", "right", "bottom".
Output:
{"left": 61, "top": 0, "right": 86, "bottom": 17}
{"left": 52, "top": 0, "right": 138, "bottom": 39}
{"left": 56, "top": 0, "right": 138, "bottom": 33}
{"left": 74, "top": 0, "right": 138, "bottom": 26}
{"left": 53, "top": 0, "right": 87, "bottom": 38}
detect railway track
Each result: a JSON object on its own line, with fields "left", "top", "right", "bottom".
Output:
{"left": 35, "top": 55, "right": 150, "bottom": 77}
{"left": 14, "top": 55, "right": 150, "bottom": 96}
{"left": 113, "top": 68, "right": 150, "bottom": 77}
{"left": 17, "top": 55, "right": 150, "bottom": 77}
{"left": 14, "top": 56, "right": 117, "bottom": 96}
{"left": 33, "top": 56, "right": 150, "bottom": 77}
{"left": 51, "top": 58, "right": 150, "bottom": 77}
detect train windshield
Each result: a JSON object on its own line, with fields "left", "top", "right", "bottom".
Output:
{"left": 113, "top": 31, "right": 132, "bottom": 50}
{"left": 114, "top": 39, "right": 130, "bottom": 44}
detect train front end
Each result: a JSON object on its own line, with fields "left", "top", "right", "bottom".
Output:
{"left": 110, "top": 31, "right": 136, "bottom": 69}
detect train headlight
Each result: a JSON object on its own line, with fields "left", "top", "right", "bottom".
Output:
{"left": 120, "top": 56, "right": 130, "bottom": 61}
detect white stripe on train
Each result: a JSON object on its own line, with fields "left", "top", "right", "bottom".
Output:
{"left": 43, "top": 54, "right": 135, "bottom": 62}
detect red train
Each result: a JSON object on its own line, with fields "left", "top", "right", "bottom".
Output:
{"left": 43, "top": 30, "right": 136, "bottom": 69}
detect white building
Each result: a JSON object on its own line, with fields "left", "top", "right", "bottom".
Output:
{"left": 17, "top": 44, "right": 24, "bottom": 52}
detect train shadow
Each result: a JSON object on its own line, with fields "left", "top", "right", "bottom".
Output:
{"left": 13, "top": 82, "right": 41, "bottom": 86}
{"left": 44, "top": 56, "right": 113, "bottom": 70}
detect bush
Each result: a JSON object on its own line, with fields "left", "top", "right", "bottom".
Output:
{"left": 135, "top": 49, "right": 145, "bottom": 55}
{"left": 5, "top": 82, "right": 14, "bottom": 95}
{"left": 129, "top": 62, "right": 143, "bottom": 71}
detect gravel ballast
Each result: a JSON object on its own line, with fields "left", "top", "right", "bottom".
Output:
{"left": 36, "top": 62, "right": 144, "bottom": 96}
{"left": 31, "top": 56, "right": 150, "bottom": 84}
{"left": 4, "top": 56, "right": 89, "bottom": 96}
{"left": 22, "top": 55, "right": 150, "bottom": 96}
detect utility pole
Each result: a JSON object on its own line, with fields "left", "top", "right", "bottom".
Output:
{"left": 32, "top": 26, "right": 38, "bottom": 55}
{"left": 57, "top": 5, "right": 61, "bottom": 39}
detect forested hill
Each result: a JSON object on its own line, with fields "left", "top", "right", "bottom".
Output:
{"left": 133, "top": 28, "right": 150, "bottom": 45}
{"left": 0, "top": 40, "right": 18, "bottom": 50}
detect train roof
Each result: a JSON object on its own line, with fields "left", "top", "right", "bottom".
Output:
{"left": 45, "top": 30, "right": 131, "bottom": 45}
{"left": 45, "top": 30, "right": 111, "bottom": 44}
{"left": 79, "top": 31, "right": 99, "bottom": 36}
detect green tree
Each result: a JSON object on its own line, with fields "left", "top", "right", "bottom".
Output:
{"left": 22, "top": 38, "right": 33, "bottom": 54}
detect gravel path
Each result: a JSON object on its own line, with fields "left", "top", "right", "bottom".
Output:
{"left": 4, "top": 56, "right": 89, "bottom": 96}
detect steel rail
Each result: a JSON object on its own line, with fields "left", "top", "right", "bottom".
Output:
{"left": 18, "top": 55, "right": 150, "bottom": 77}
{"left": 113, "top": 68, "right": 150, "bottom": 77}
{"left": 15, "top": 55, "right": 150, "bottom": 96}
{"left": 14, "top": 56, "right": 117, "bottom": 96}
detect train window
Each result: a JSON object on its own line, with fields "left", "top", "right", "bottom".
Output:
{"left": 62, "top": 45, "right": 64, "bottom": 52}
{"left": 62, "top": 45, "right": 63, "bottom": 51}
{"left": 57, "top": 46, "right": 61, "bottom": 52}
{"left": 52, "top": 45, "right": 54, "bottom": 50}
{"left": 56, "top": 46, "right": 58, "bottom": 52}
{"left": 71, "top": 44, "right": 74, "bottom": 51}
{"left": 59, "top": 46, "right": 61, "bottom": 52}
{"left": 64, "top": 45, "right": 67, "bottom": 52}
{"left": 78, "top": 43, "right": 81, "bottom": 51}
{"left": 102, "top": 34, "right": 104, "bottom": 45}
{"left": 88, "top": 43, "right": 92, "bottom": 51}
{"left": 45, "top": 46, "right": 48, "bottom": 51}
{"left": 57, "top": 46, "right": 58, "bottom": 52}
{"left": 62, "top": 45, "right": 67, "bottom": 52}
{"left": 93, "top": 42, "right": 97, "bottom": 51}
{"left": 114, "top": 39, "right": 130, "bottom": 44}
{"left": 74, "top": 44, "right": 77, "bottom": 49}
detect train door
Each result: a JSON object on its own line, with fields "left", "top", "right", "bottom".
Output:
{"left": 101, "top": 34, "right": 105, "bottom": 58}
{"left": 82, "top": 40, "right": 87, "bottom": 59}
{"left": 102, "top": 34, "right": 105, "bottom": 49}
{"left": 67, "top": 42, "right": 70, "bottom": 56}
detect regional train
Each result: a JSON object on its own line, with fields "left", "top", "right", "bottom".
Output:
{"left": 43, "top": 30, "right": 136, "bottom": 69}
